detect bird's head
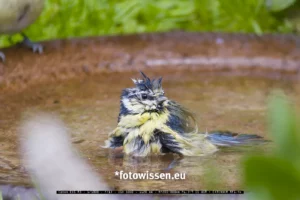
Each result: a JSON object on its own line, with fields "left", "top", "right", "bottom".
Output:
{"left": 120, "top": 72, "right": 168, "bottom": 114}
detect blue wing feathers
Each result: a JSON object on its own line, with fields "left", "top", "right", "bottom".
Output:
{"left": 207, "top": 131, "right": 265, "bottom": 146}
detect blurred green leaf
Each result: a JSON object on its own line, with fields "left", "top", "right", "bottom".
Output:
{"left": 244, "top": 91, "right": 300, "bottom": 200}
{"left": 244, "top": 156, "right": 300, "bottom": 200}
{"left": 268, "top": 91, "right": 300, "bottom": 162}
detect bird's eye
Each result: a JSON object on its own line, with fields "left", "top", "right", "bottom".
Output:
{"left": 141, "top": 94, "right": 148, "bottom": 100}
{"left": 157, "top": 104, "right": 163, "bottom": 109}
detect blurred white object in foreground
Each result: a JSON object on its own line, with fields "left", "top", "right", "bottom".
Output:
{"left": 20, "top": 113, "right": 117, "bottom": 200}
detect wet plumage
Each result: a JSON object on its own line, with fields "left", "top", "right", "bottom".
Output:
{"left": 104, "top": 72, "right": 265, "bottom": 157}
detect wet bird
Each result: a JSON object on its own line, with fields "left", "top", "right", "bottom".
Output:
{"left": 0, "top": 0, "right": 45, "bottom": 62}
{"left": 104, "top": 72, "right": 265, "bottom": 157}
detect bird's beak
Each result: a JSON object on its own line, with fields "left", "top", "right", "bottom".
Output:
{"left": 157, "top": 96, "right": 168, "bottom": 104}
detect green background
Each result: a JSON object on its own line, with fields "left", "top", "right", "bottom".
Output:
{"left": 0, "top": 0, "right": 300, "bottom": 47}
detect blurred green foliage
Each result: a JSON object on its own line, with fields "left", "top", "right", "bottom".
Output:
{"left": 244, "top": 91, "right": 300, "bottom": 200}
{"left": 0, "top": 0, "right": 299, "bottom": 47}
{"left": 266, "top": 0, "right": 297, "bottom": 11}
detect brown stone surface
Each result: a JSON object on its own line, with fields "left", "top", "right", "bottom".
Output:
{"left": 0, "top": 31, "right": 300, "bottom": 91}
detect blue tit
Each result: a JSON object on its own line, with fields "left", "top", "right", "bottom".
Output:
{"left": 0, "top": 0, "right": 45, "bottom": 61}
{"left": 104, "top": 72, "right": 265, "bottom": 157}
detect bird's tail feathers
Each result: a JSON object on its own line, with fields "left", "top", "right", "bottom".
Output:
{"left": 206, "top": 131, "right": 267, "bottom": 147}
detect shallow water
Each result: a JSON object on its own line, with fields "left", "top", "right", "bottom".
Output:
{"left": 0, "top": 70, "right": 298, "bottom": 190}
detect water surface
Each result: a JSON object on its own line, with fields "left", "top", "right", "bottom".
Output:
{"left": 0, "top": 70, "right": 298, "bottom": 190}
